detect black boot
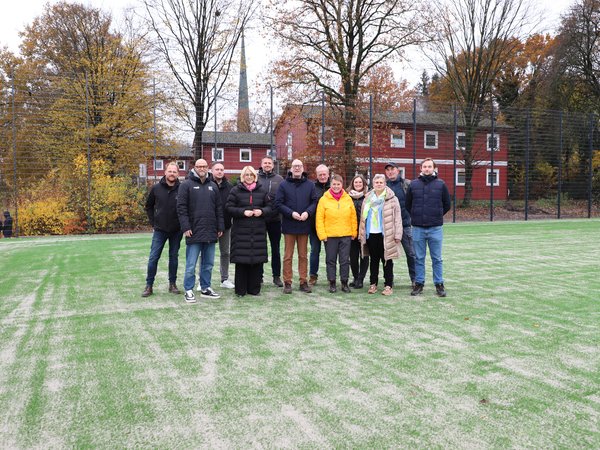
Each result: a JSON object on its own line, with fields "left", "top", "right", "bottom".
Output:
{"left": 329, "top": 280, "right": 337, "bottom": 293}
{"left": 341, "top": 280, "right": 351, "bottom": 293}
{"left": 349, "top": 279, "right": 357, "bottom": 288}
{"left": 273, "top": 276, "right": 283, "bottom": 287}
{"left": 355, "top": 278, "right": 363, "bottom": 289}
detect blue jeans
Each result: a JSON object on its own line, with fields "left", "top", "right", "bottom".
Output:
{"left": 401, "top": 226, "right": 416, "bottom": 282}
{"left": 412, "top": 226, "right": 444, "bottom": 285}
{"left": 184, "top": 242, "right": 216, "bottom": 291}
{"left": 146, "top": 230, "right": 183, "bottom": 286}
{"left": 309, "top": 230, "right": 322, "bottom": 277}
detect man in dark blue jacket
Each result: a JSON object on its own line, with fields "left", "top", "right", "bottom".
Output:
{"left": 385, "top": 162, "right": 416, "bottom": 288}
{"left": 274, "top": 159, "right": 317, "bottom": 294}
{"left": 142, "top": 162, "right": 183, "bottom": 297}
{"left": 405, "top": 158, "right": 451, "bottom": 297}
{"left": 211, "top": 162, "right": 235, "bottom": 290}
{"left": 177, "top": 159, "right": 224, "bottom": 303}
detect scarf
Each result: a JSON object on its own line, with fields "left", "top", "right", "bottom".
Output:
{"left": 329, "top": 188, "right": 344, "bottom": 201}
{"left": 348, "top": 190, "right": 365, "bottom": 200}
{"left": 362, "top": 189, "right": 386, "bottom": 238}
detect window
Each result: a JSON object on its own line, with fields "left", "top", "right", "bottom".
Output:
{"left": 318, "top": 126, "right": 335, "bottom": 146}
{"left": 487, "top": 133, "right": 500, "bottom": 151}
{"left": 390, "top": 129, "right": 405, "bottom": 148}
{"left": 153, "top": 159, "right": 163, "bottom": 171}
{"left": 139, "top": 163, "right": 147, "bottom": 178}
{"left": 397, "top": 167, "right": 406, "bottom": 179}
{"left": 287, "top": 132, "right": 293, "bottom": 160}
{"left": 486, "top": 169, "right": 500, "bottom": 186}
{"left": 424, "top": 131, "right": 438, "bottom": 149}
{"left": 456, "top": 169, "right": 465, "bottom": 186}
{"left": 456, "top": 132, "right": 466, "bottom": 150}
{"left": 176, "top": 160, "right": 185, "bottom": 170}
{"left": 212, "top": 148, "right": 224, "bottom": 162}
{"left": 356, "top": 128, "right": 370, "bottom": 146}
{"left": 240, "top": 148, "right": 252, "bottom": 162}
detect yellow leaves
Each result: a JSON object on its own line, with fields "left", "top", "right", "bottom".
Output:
{"left": 19, "top": 198, "right": 77, "bottom": 235}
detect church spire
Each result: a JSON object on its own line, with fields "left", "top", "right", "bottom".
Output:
{"left": 237, "top": 29, "right": 251, "bottom": 133}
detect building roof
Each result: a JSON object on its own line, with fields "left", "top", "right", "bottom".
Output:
{"left": 202, "top": 131, "right": 272, "bottom": 146}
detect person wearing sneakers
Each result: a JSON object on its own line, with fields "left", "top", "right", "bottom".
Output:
{"left": 358, "top": 174, "right": 403, "bottom": 296}
{"left": 274, "top": 159, "right": 317, "bottom": 294}
{"left": 142, "top": 162, "right": 183, "bottom": 297}
{"left": 226, "top": 166, "right": 272, "bottom": 297}
{"left": 211, "top": 162, "right": 235, "bottom": 290}
{"left": 177, "top": 158, "right": 224, "bottom": 303}
{"left": 406, "top": 158, "right": 451, "bottom": 297}
{"left": 316, "top": 174, "right": 357, "bottom": 293}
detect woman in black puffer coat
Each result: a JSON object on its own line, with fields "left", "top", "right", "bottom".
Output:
{"left": 226, "top": 166, "right": 272, "bottom": 296}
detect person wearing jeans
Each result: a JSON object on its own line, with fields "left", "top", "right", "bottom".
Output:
{"left": 211, "top": 162, "right": 234, "bottom": 289}
{"left": 405, "top": 158, "right": 451, "bottom": 297}
{"left": 309, "top": 164, "right": 330, "bottom": 286}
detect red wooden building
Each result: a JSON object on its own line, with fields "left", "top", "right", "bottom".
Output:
{"left": 274, "top": 104, "right": 509, "bottom": 200}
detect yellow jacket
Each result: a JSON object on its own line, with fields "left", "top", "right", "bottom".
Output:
{"left": 316, "top": 189, "right": 357, "bottom": 240}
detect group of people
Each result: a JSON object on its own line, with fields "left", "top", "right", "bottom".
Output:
{"left": 0, "top": 211, "right": 13, "bottom": 238}
{"left": 142, "top": 155, "right": 451, "bottom": 302}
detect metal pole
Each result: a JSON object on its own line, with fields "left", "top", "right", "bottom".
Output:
{"left": 412, "top": 99, "right": 417, "bottom": 178}
{"left": 214, "top": 86, "right": 217, "bottom": 162}
{"left": 490, "top": 104, "right": 495, "bottom": 222}
{"left": 452, "top": 105, "right": 457, "bottom": 223}
{"left": 270, "top": 85, "right": 274, "bottom": 158}
{"left": 85, "top": 72, "right": 91, "bottom": 233}
{"left": 11, "top": 73, "right": 18, "bottom": 236}
{"left": 558, "top": 111, "right": 563, "bottom": 219}
{"left": 321, "top": 90, "right": 325, "bottom": 163}
{"left": 369, "top": 94, "right": 373, "bottom": 187}
{"left": 153, "top": 78, "right": 157, "bottom": 184}
{"left": 525, "top": 110, "right": 531, "bottom": 221}
{"left": 588, "top": 113, "right": 595, "bottom": 219}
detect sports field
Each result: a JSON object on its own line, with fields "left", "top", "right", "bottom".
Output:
{"left": 1, "top": 219, "right": 598, "bottom": 448}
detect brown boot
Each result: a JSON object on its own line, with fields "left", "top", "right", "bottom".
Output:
{"left": 341, "top": 280, "right": 351, "bottom": 293}
{"left": 299, "top": 282, "right": 312, "bottom": 293}
{"left": 309, "top": 274, "right": 318, "bottom": 286}
{"left": 141, "top": 285, "right": 153, "bottom": 297}
{"left": 283, "top": 283, "right": 292, "bottom": 294}
{"left": 169, "top": 283, "right": 181, "bottom": 294}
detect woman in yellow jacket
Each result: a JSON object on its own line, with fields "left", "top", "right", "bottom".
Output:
{"left": 316, "top": 174, "right": 357, "bottom": 293}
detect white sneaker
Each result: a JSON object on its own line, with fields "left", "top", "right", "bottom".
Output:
{"left": 184, "top": 290, "right": 196, "bottom": 303}
{"left": 200, "top": 287, "right": 221, "bottom": 299}
{"left": 220, "top": 279, "right": 235, "bottom": 289}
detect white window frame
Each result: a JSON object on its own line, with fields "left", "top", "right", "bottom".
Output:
{"left": 176, "top": 160, "right": 185, "bottom": 171}
{"left": 424, "top": 130, "right": 438, "bottom": 149}
{"left": 240, "top": 148, "right": 252, "bottom": 162}
{"left": 355, "top": 128, "right": 370, "bottom": 146}
{"left": 390, "top": 129, "right": 406, "bottom": 148}
{"left": 286, "top": 132, "right": 293, "bottom": 160}
{"left": 212, "top": 147, "right": 224, "bottom": 162}
{"left": 486, "top": 169, "right": 500, "bottom": 187}
{"left": 487, "top": 133, "right": 500, "bottom": 152}
{"left": 397, "top": 167, "right": 406, "bottom": 179}
{"left": 153, "top": 159, "right": 163, "bottom": 171}
{"left": 455, "top": 169, "right": 465, "bottom": 186}
{"left": 456, "top": 132, "right": 466, "bottom": 150}
{"left": 318, "top": 126, "right": 335, "bottom": 146}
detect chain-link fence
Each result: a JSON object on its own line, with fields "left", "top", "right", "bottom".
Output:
{"left": 0, "top": 76, "right": 598, "bottom": 236}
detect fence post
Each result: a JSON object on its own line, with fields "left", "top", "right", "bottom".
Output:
{"left": 490, "top": 104, "right": 495, "bottom": 222}
{"left": 214, "top": 85, "right": 218, "bottom": 163}
{"left": 412, "top": 99, "right": 417, "bottom": 178}
{"left": 588, "top": 113, "right": 595, "bottom": 219}
{"left": 369, "top": 94, "right": 373, "bottom": 187}
{"left": 452, "top": 105, "right": 457, "bottom": 223}
{"left": 321, "top": 90, "right": 325, "bottom": 163}
{"left": 558, "top": 111, "right": 563, "bottom": 219}
{"left": 525, "top": 110, "right": 530, "bottom": 221}
{"left": 153, "top": 78, "right": 157, "bottom": 184}
{"left": 11, "top": 73, "right": 18, "bottom": 237}
{"left": 85, "top": 72, "right": 91, "bottom": 233}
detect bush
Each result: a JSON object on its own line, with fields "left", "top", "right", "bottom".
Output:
{"left": 19, "top": 198, "right": 78, "bottom": 235}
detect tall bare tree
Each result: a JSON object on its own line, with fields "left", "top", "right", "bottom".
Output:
{"left": 142, "top": 0, "right": 256, "bottom": 159}
{"left": 429, "top": 0, "right": 536, "bottom": 206}
{"left": 268, "top": 0, "right": 433, "bottom": 180}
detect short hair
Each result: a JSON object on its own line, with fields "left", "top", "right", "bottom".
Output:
{"left": 347, "top": 174, "right": 368, "bottom": 193}
{"left": 330, "top": 174, "right": 344, "bottom": 184}
{"left": 261, "top": 155, "right": 274, "bottom": 163}
{"left": 315, "top": 164, "right": 329, "bottom": 174}
{"left": 240, "top": 165, "right": 257, "bottom": 180}
{"left": 165, "top": 161, "right": 179, "bottom": 171}
{"left": 421, "top": 158, "right": 437, "bottom": 168}
{"left": 212, "top": 162, "right": 224, "bottom": 169}
{"left": 372, "top": 174, "right": 386, "bottom": 183}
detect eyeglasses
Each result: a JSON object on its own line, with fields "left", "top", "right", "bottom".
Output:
{"left": 195, "top": 165, "right": 208, "bottom": 168}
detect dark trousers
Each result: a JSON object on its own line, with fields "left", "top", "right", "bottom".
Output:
{"left": 234, "top": 263, "right": 263, "bottom": 296}
{"left": 367, "top": 233, "right": 394, "bottom": 287}
{"left": 266, "top": 220, "right": 282, "bottom": 277}
{"left": 309, "top": 229, "right": 322, "bottom": 277}
{"left": 324, "top": 236, "right": 351, "bottom": 282}
{"left": 146, "top": 229, "right": 183, "bottom": 286}
{"left": 401, "top": 225, "right": 416, "bottom": 282}
{"left": 350, "top": 238, "right": 369, "bottom": 282}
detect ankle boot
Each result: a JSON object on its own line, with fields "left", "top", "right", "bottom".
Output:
{"left": 328, "top": 280, "right": 337, "bottom": 293}
{"left": 355, "top": 278, "right": 363, "bottom": 289}
{"left": 341, "top": 280, "right": 351, "bottom": 293}
{"left": 349, "top": 279, "right": 357, "bottom": 288}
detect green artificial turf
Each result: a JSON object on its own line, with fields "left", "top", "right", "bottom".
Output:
{"left": 0, "top": 220, "right": 599, "bottom": 448}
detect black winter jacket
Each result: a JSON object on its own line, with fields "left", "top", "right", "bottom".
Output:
{"left": 145, "top": 176, "right": 181, "bottom": 233}
{"left": 226, "top": 181, "right": 272, "bottom": 264}
{"left": 177, "top": 169, "right": 224, "bottom": 244}
{"left": 405, "top": 173, "right": 451, "bottom": 227}
{"left": 311, "top": 179, "right": 331, "bottom": 231}
{"left": 258, "top": 168, "right": 284, "bottom": 223}
{"left": 274, "top": 172, "right": 318, "bottom": 235}
{"left": 387, "top": 177, "right": 412, "bottom": 227}
{"left": 215, "top": 177, "right": 234, "bottom": 230}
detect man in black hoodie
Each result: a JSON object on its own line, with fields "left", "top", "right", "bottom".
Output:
{"left": 142, "top": 162, "right": 183, "bottom": 297}
{"left": 309, "top": 164, "right": 330, "bottom": 286}
{"left": 211, "top": 162, "right": 234, "bottom": 289}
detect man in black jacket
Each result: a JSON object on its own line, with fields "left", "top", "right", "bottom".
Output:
{"left": 405, "top": 158, "right": 451, "bottom": 297}
{"left": 212, "top": 162, "right": 235, "bottom": 289}
{"left": 142, "top": 162, "right": 183, "bottom": 297}
{"left": 309, "top": 164, "right": 330, "bottom": 286}
{"left": 177, "top": 158, "right": 224, "bottom": 303}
